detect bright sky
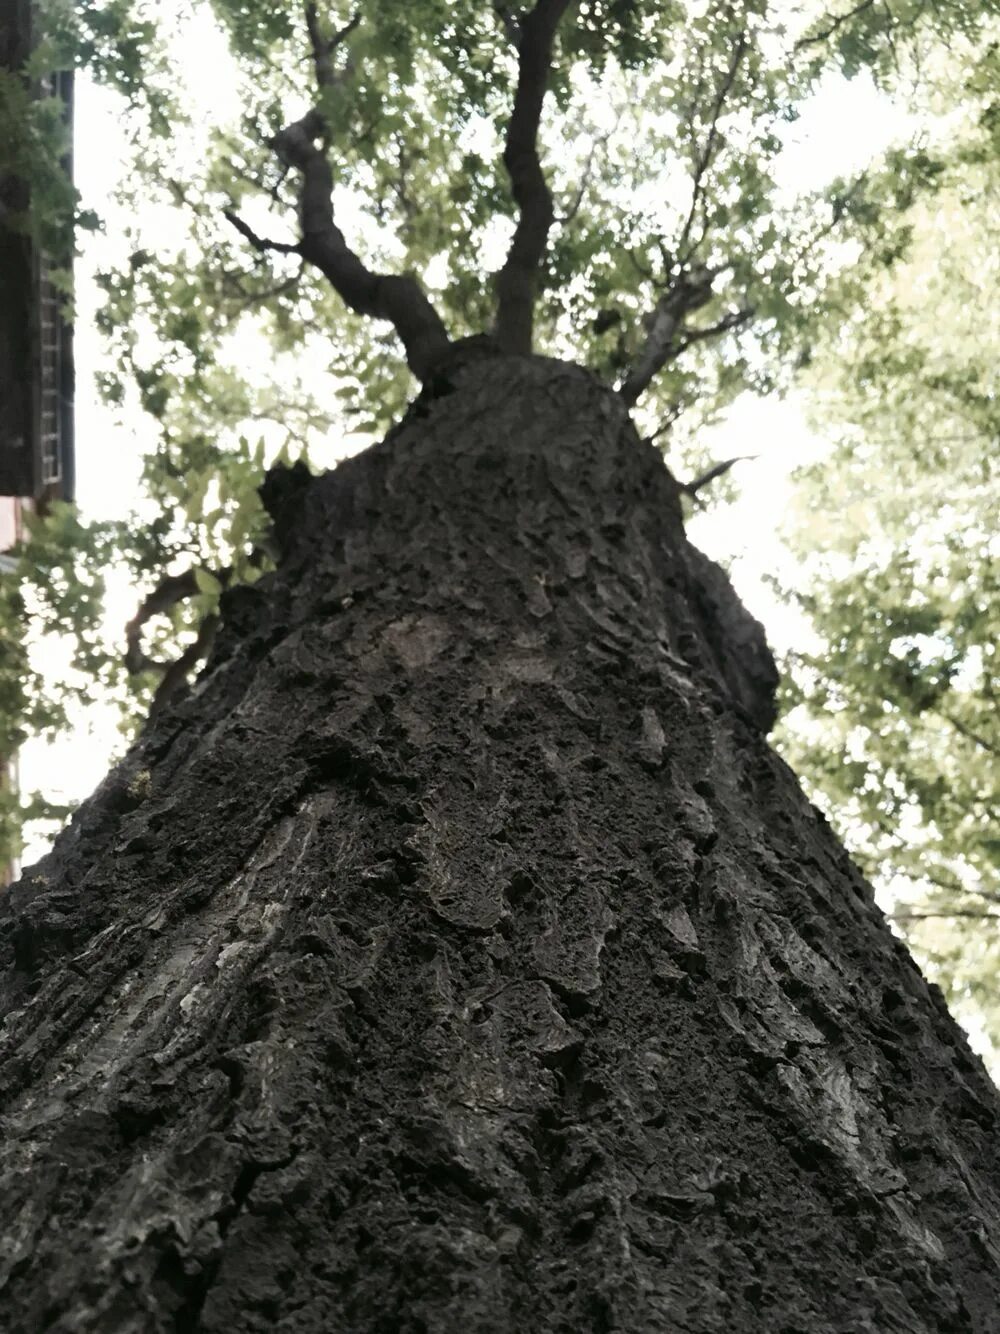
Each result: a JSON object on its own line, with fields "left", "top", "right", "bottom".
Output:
{"left": 19, "top": 21, "right": 915, "bottom": 860}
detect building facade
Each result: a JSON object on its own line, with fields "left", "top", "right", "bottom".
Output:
{"left": 1, "top": 0, "right": 75, "bottom": 886}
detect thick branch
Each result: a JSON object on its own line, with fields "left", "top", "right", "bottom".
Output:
{"left": 304, "top": 5, "right": 360, "bottom": 88}
{"left": 150, "top": 615, "right": 219, "bottom": 717}
{"left": 616, "top": 269, "right": 717, "bottom": 408}
{"left": 226, "top": 9, "right": 451, "bottom": 381}
{"left": 124, "top": 569, "right": 201, "bottom": 676}
{"left": 494, "top": 0, "right": 574, "bottom": 354}
{"left": 269, "top": 110, "right": 451, "bottom": 379}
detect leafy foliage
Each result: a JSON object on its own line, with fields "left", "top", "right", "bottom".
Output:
{"left": 776, "top": 33, "right": 1000, "bottom": 1043}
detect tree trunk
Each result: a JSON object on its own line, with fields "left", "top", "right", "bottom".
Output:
{"left": 2, "top": 354, "right": 999, "bottom": 1333}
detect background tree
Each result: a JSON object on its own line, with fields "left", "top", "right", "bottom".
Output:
{"left": 777, "top": 32, "right": 1000, "bottom": 1047}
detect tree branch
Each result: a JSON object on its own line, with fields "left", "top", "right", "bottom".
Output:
{"left": 642, "top": 403, "right": 684, "bottom": 447}
{"left": 494, "top": 0, "right": 574, "bottom": 354}
{"left": 676, "top": 32, "right": 749, "bottom": 267}
{"left": 676, "top": 304, "right": 755, "bottom": 351}
{"left": 616, "top": 34, "right": 750, "bottom": 408}
{"left": 125, "top": 569, "right": 201, "bottom": 675}
{"left": 554, "top": 117, "right": 619, "bottom": 226}
{"left": 616, "top": 267, "right": 717, "bottom": 408}
{"left": 124, "top": 568, "right": 229, "bottom": 715}
{"left": 888, "top": 863, "right": 1000, "bottom": 907}
{"left": 891, "top": 910, "right": 1000, "bottom": 923}
{"left": 268, "top": 107, "right": 451, "bottom": 379}
{"left": 492, "top": 1, "right": 523, "bottom": 48}
{"left": 304, "top": 5, "right": 360, "bottom": 89}
{"left": 226, "top": 8, "right": 451, "bottom": 381}
{"left": 220, "top": 259, "right": 305, "bottom": 310}
{"left": 934, "top": 708, "right": 1000, "bottom": 759}
{"left": 680, "top": 453, "right": 758, "bottom": 503}
{"left": 150, "top": 615, "right": 220, "bottom": 717}
{"left": 223, "top": 210, "right": 301, "bottom": 257}
{"left": 795, "top": 0, "right": 879, "bottom": 50}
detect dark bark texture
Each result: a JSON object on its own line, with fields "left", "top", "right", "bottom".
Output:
{"left": 2, "top": 356, "right": 1000, "bottom": 1332}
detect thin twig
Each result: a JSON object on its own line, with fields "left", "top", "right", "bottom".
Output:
{"left": 935, "top": 709, "right": 1000, "bottom": 759}
{"left": 784, "top": 173, "right": 868, "bottom": 278}
{"left": 223, "top": 210, "right": 301, "bottom": 257}
{"left": 888, "top": 865, "right": 1000, "bottom": 905}
{"left": 220, "top": 261, "right": 305, "bottom": 310}
{"left": 555, "top": 117, "right": 619, "bottom": 226}
{"left": 644, "top": 404, "right": 683, "bottom": 446}
{"left": 891, "top": 909, "right": 1000, "bottom": 922}
{"left": 681, "top": 453, "right": 758, "bottom": 501}
{"left": 626, "top": 247, "right": 655, "bottom": 284}
{"left": 616, "top": 29, "right": 750, "bottom": 407}
{"left": 676, "top": 32, "right": 749, "bottom": 267}
{"left": 676, "top": 304, "right": 754, "bottom": 351}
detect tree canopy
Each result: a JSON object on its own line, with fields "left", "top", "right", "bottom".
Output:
{"left": 2, "top": 0, "right": 999, "bottom": 1042}
{"left": 775, "top": 33, "right": 1000, "bottom": 1044}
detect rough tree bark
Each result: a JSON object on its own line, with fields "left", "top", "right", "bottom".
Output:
{"left": 2, "top": 355, "right": 1000, "bottom": 1332}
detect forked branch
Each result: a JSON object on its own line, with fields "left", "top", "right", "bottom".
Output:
{"left": 304, "top": 4, "right": 360, "bottom": 87}
{"left": 617, "top": 267, "right": 717, "bottom": 408}
{"left": 618, "top": 32, "right": 751, "bottom": 407}
{"left": 224, "top": 7, "right": 451, "bottom": 381}
{"left": 494, "top": 0, "right": 574, "bottom": 354}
